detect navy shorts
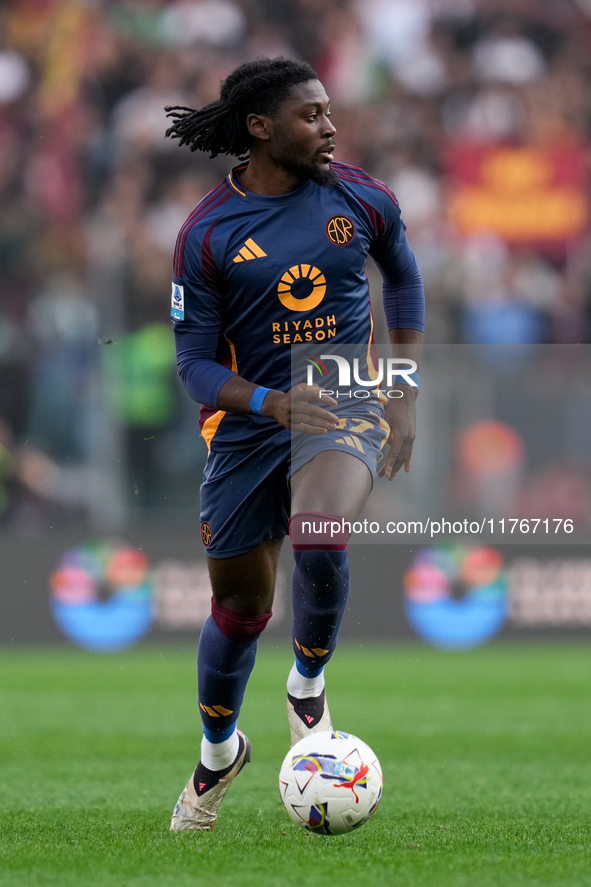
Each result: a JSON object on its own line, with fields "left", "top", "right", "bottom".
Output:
{"left": 199, "top": 401, "right": 389, "bottom": 558}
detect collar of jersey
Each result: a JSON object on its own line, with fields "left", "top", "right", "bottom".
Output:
{"left": 228, "top": 165, "right": 316, "bottom": 206}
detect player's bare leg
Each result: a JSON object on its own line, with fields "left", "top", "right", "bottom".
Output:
{"left": 170, "top": 538, "right": 282, "bottom": 830}
{"left": 286, "top": 451, "right": 372, "bottom": 745}
{"left": 291, "top": 449, "right": 373, "bottom": 515}
{"left": 207, "top": 536, "right": 283, "bottom": 616}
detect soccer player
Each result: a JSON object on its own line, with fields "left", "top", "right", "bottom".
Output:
{"left": 165, "top": 57, "right": 424, "bottom": 830}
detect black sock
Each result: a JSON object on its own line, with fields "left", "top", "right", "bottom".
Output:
{"left": 192, "top": 734, "right": 245, "bottom": 796}
{"left": 288, "top": 689, "right": 326, "bottom": 729}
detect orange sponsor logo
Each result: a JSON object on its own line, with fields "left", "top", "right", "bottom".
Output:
{"left": 277, "top": 264, "right": 326, "bottom": 312}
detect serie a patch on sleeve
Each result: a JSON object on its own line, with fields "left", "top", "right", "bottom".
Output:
{"left": 171, "top": 282, "right": 184, "bottom": 320}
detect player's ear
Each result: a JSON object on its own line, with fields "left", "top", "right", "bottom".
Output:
{"left": 245, "top": 113, "right": 271, "bottom": 142}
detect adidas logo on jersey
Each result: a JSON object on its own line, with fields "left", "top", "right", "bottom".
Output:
{"left": 232, "top": 238, "right": 267, "bottom": 263}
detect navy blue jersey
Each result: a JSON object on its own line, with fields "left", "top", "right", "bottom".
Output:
{"left": 171, "top": 161, "right": 424, "bottom": 451}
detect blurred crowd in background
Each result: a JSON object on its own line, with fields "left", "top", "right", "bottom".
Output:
{"left": 1, "top": 0, "right": 591, "bottom": 531}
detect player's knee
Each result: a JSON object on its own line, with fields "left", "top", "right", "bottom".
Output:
{"left": 289, "top": 511, "right": 351, "bottom": 551}
{"left": 211, "top": 598, "right": 272, "bottom": 641}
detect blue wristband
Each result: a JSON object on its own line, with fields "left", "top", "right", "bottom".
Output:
{"left": 392, "top": 371, "right": 419, "bottom": 389}
{"left": 249, "top": 386, "right": 272, "bottom": 414}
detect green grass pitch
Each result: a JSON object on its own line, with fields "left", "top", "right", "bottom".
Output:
{"left": 2, "top": 642, "right": 591, "bottom": 887}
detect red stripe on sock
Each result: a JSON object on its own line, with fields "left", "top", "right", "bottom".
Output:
{"left": 211, "top": 599, "right": 272, "bottom": 641}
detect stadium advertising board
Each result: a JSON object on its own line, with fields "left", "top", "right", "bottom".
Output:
{"left": 1, "top": 534, "right": 590, "bottom": 651}
{"left": 3, "top": 347, "right": 588, "bottom": 652}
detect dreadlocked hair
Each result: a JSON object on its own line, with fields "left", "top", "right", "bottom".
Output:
{"left": 164, "top": 57, "right": 318, "bottom": 159}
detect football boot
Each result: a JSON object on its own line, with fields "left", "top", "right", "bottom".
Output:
{"left": 170, "top": 730, "right": 251, "bottom": 831}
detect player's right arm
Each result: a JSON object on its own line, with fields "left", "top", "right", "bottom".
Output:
{"left": 176, "top": 323, "right": 338, "bottom": 433}
{"left": 217, "top": 378, "right": 338, "bottom": 434}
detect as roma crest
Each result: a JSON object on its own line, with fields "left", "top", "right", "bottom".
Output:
{"left": 201, "top": 522, "right": 213, "bottom": 546}
{"left": 327, "top": 215, "right": 355, "bottom": 246}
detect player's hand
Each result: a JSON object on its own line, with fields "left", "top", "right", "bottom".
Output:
{"left": 380, "top": 388, "right": 417, "bottom": 481}
{"left": 263, "top": 384, "right": 338, "bottom": 434}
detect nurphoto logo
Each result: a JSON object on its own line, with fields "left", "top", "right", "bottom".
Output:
{"left": 305, "top": 353, "right": 418, "bottom": 399}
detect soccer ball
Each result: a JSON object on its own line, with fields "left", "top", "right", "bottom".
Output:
{"left": 278, "top": 731, "right": 383, "bottom": 835}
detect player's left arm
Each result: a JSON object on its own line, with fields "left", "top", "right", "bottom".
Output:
{"left": 369, "top": 203, "right": 425, "bottom": 481}
{"left": 381, "top": 327, "right": 422, "bottom": 481}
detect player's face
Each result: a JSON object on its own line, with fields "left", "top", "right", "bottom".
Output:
{"left": 269, "top": 81, "right": 338, "bottom": 186}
